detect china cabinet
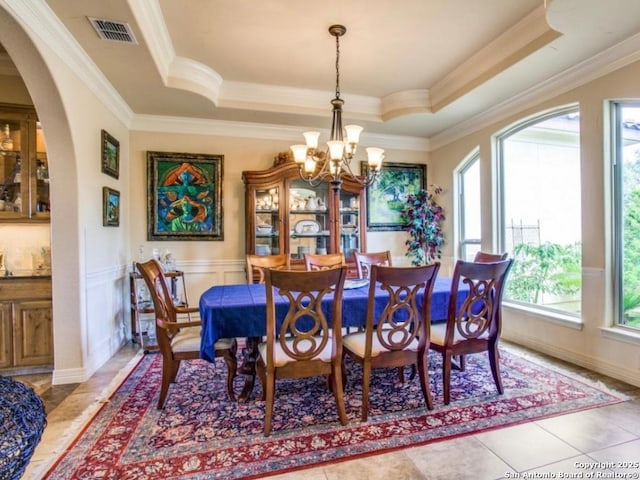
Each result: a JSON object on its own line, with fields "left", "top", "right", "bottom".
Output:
{"left": 0, "top": 103, "right": 50, "bottom": 222}
{"left": 242, "top": 157, "right": 367, "bottom": 276}
{"left": 0, "top": 275, "right": 53, "bottom": 373}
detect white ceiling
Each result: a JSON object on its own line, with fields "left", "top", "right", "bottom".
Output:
{"left": 8, "top": 0, "right": 640, "bottom": 146}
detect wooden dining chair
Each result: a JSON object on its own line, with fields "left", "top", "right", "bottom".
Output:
{"left": 257, "top": 266, "right": 349, "bottom": 436}
{"left": 246, "top": 253, "right": 289, "bottom": 284}
{"left": 304, "top": 252, "right": 346, "bottom": 271}
{"left": 136, "top": 259, "right": 238, "bottom": 408}
{"left": 473, "top": 251, "right": 509, "bottom": 262}
{"left": 429, "top": 258, "right": 513, "bottom": 405}
{"left": 354, "top": 251, "right": 392, "bottom": 279}
{"left": 343, "top": 263, "right": 440, "bottom": 421}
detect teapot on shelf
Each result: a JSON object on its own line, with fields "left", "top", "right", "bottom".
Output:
{"left": 305, "top": 196, "right": 325, "bottom": 210}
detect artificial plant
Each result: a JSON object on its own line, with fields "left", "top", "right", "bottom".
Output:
{"left": 400, "top": 185, "right": 445, "bottom": 265}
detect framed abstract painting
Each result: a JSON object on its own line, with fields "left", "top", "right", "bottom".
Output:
{"left": 146, "top": 151, "right": 224, "bottom": 241}
{"left": 361, "top": 161, "right": 426, "bottom": 231}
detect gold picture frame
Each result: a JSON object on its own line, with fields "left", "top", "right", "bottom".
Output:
{"left": 101, "top": 129, "right": 120, "bottom": 179}
{"left": 102, "top": 187, "right": 120, "bottom": 227}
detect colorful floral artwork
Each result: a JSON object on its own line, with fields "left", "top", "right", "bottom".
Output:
{"left": 147, "top": 152, "right": 223, "bottom": 240}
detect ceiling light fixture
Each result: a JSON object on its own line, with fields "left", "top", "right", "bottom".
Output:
{"left": 290, "top": 24, "right": 384, "bottom": 189}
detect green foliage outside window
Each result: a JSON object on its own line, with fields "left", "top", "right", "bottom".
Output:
{"left": 507, "top": 242, "right": 581, "bottom": 309}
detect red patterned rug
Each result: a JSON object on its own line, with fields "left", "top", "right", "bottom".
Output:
{"left": 42, "top": 347, "right": 626, "bottom": 479}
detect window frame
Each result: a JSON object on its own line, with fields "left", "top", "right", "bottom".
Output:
{"left": 495, "top": 103, "right": 581, "bottom": 317}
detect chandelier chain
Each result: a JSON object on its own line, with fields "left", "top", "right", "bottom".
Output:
{"left": 335, "top": 34, "right": 341, "bottom": 99}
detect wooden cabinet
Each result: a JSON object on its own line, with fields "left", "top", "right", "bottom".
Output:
{"left": 243, "top": 159, "right": 367, "bottom": 276}
{"left": 0, "top": 103, "right": 50, "bottom": 222}
{"left": 0, "top": 276, "right": 53, "bottom": 372}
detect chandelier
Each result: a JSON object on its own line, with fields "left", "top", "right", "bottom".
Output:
{"left": 290, "top": 24, "right": 384, "bottom": 187}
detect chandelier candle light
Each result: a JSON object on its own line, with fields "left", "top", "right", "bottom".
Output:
{"left": 290, "top": 24, "right": 384, "bottom": 189}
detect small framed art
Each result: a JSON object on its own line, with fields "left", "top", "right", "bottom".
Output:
{"left": 101, "top": 129, "right": 120, "bottom": 179}
{"left": 103, "top": 187, "right": 120, "bottom": 227}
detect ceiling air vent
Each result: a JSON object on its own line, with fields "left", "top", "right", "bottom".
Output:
{"left": 88, "top": 17, "right": 137, "bottom": 44}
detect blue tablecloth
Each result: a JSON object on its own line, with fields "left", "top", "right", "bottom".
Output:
{"left": 199, "top": 276, "right": 468, "bottom": 363}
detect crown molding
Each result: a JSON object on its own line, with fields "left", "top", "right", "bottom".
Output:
{"left": 430, "top": 5, "right": 561, "bottom": 113}
{"left": 131, "top": 114, "right": 429, "bottom": 152}
{"left": 1, "top": 0, "right": 133, "bottom": 126}
{"left": 429, "top": 31, "right": 640, "bottom": 151}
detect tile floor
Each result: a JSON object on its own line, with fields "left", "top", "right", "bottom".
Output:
{"left": 12, "top": 342, "right": 640, "bottom": 480}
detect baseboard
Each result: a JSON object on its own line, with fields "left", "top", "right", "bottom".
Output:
{"left": 504, "top": 332, "right": 640, "bottom": 388}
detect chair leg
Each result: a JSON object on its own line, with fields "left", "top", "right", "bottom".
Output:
{"left": 263, "top": 368, "right": 276, "bottom": 437}
{"left": 157, "top": 359, "right": 174, "bottom": 409}
{"left": 443, "top": 352, "right": 452, "bottom": 405}
{"left": 417, "top": 354, "right": 433, "bottom": 410}
{"left": 488, "top": 345, "right": 504, "bottom": 395}
{"left": 361, "top": 361, "right": 372, "bottom": 422}
{"left": 331, "top": 362, "right": 348, "bottom": 426}
{"left": 459, "top": 354, "right": 466, "bottom": 371}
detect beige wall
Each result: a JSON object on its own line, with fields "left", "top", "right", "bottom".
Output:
{"left": 428, "top": 60, "right": 640, "bottom": 387}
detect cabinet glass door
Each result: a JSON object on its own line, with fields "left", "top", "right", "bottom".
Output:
{"left": 339, "top": 190, "right": 361, "bottom": 256}
{"left": 34, "top": 123, "right": 50, "bottom": 215}
{"left": 0, "top": 119, "right": 24, "bottom": 216}
{"left": 254, "top": 186, "right": 280, "bottom": 255}
{"left": 289, "top": 179, "right": 329, "bottom": 260}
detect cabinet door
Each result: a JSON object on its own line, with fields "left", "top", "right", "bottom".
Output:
{"left": 288, "top": 179, "right": 330, "bottom": 260}
{"left": 0, "top": 115, "right": 28, "bottom": 218}
{"left": 252, "top": 184, "right": 283, "bottom": 256}
{"left": 0, "top": 302, "right": 12, "bottom": 368}
{"left": 13, "top": 299, "right": 53, "bottom": 367}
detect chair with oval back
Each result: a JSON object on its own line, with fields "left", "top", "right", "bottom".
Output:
{"left": 429, "top": 258, "right": 513, "bottom": 405}
{"left": 343, "top": 263, "right": 440, "bottom": 421}
{"left": 473, "top": 251, "right": 508, "bottom": 262}
{"left": 354, "top": 251, "right": 392, "bottom": 279}
{"left": 246, "top": 253, "right": 289, "bottom": 284}
{"left": 304, "top": 252, "right": 346, "bottom": 271}
{"left": 257, "top": 266, "right": 349, "bottom": 436}
{"left": 136, "top": 259, "right": 238, "bottom": 408}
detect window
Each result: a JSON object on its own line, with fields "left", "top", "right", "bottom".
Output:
{"left": 612, "top": 101, "right": 640, "bottom": 330}
{"left": 456, "top": 150, "right": 481, "bottom": 261}
{"left": 497, "top": 106, "right": 581, "bottom": 314}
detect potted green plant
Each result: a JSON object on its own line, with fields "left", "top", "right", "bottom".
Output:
{"left": 400, "top": 185, "right": 445, "bottom": 265}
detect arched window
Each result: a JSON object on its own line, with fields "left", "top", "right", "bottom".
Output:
{"left": 496, "top": 105, "right": 581, "bottom": 315}
{"left": 455, "top": 149, "right": 481, "bottom": 261}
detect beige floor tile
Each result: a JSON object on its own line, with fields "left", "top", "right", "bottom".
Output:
{"left": 520, "top": 454, "right": 610, "bottom": 477}
{"left": 261, "top": 467, "right": 329, "bottom": 480}
{"left": 587, "top": 438, "right": 640, "bottom": 473}
{"left": 536, "top": 408, "right": 638, "bottom": 452}
{"left": 324, "top": 451, "right": 426, "bottom": 480}
{"left": 475, "top": 423, "right": 581, "bottom": 472}
{"left": 580, "top": 400, "right": 640, "bottom": 436}
{"left": 405, "top": 436, "right": 512, "bottom": 480}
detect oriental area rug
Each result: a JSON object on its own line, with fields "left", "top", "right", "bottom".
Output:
{"left": 41, "top": 347, "right": 626, "bottom": 480}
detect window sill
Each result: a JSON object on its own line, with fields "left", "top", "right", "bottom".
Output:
{"left": 599, "top": 326, "right": 640, "bottom": 345}
{"left": 503, "top": 301, "right": 583, "bottom": 330}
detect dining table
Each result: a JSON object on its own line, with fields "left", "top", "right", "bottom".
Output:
{"left": 199, "top": 276, "right": 469, "bottom": 400}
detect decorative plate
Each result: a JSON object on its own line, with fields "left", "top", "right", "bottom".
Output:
{"left": 294, "top": 219, "right": 321, "bottom": 234}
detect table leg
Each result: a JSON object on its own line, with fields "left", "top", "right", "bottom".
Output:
{"left": 238, "top": 336, "right": 260, "bottom": 402}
